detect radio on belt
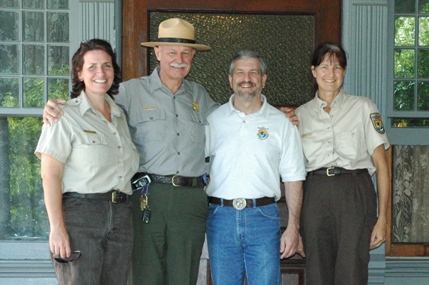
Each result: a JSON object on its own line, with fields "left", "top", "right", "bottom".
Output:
{"left": 131, "top": 173, "right": 151, "bottom": 192}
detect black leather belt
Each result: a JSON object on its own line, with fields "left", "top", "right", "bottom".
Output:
{"left": 145, "top": 173, "right": 205, "bottom": 187}
{"left": 308, "top": 167, "right": 367, "bottom": 177}
{"left": 63, "top": 190, "right": 129, "bottom": 203}
{"left": 209, "top": 197, "right": 276, "bottom": 210}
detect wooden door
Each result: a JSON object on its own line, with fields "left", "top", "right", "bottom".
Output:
{"left": 122, "top": 0, "right": 341, "bottom": 80}
{"left": 122, "top": 1, "right": 341, "bottom": 284}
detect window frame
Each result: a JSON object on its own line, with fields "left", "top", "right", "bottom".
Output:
{"left": 386, "top": 0, "right": 429, "bottom": 146}
{"left": 0, "top": 1, "right": 79, "bottom": 117}
{"left": 0, "top": 0, "right": 79, "bottom": 281}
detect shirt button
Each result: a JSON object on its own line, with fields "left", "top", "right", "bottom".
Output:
{"left": 177, "top": 152, "right": 180, "bottom": 155}
{"left": 176, "top": 114, "right": 179, "bottom": 117}
{"left": 118, "top": 146, "right": 121, "bottom": 149}
{"left": 150, "top": 117, "right": 154, "bottom": 120}
{"left": 113, "top": 132, "right": 117, "bottom": 135}
{"left": 177, "top": 133, "right": 180, "bottom": 136}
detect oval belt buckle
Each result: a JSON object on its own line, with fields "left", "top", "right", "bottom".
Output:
{"left": 171, "top": 174, "right": 182, "bottom": 187}
{"left": 232, "top": 198, "right": 246, "bottom": 210}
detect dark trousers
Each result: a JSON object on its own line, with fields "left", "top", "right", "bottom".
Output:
{"left": 301, "top": 171, "right": 377, "bottom": 285}
{"left": 53, "top": 197, "right": 134, "bottom": 285}
{"left": 132, "top": 182, "right": 208, "bottom": 285}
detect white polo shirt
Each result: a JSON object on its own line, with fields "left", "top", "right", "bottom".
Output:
{"left": 295, "top": 89, "right": 390, "bottom": 175}
{"left": 205, "top": 94, "right": 306, "bottom": 201}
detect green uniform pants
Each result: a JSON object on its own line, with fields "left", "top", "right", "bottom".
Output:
{"left": 132, "top": 182, "right": 208, "bottom": 285}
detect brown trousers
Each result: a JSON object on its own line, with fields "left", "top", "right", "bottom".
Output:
{"left": 301, "top": 171, "right": 377, "bottom": 285}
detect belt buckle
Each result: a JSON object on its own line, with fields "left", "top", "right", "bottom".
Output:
{"left": 232, "top": 198, "right": 246, "bottom": 210}
{"left": 111, "top": 191, "right": 118, "bottom": 203}
{"left": 171, "top": 174, "right": 182, "bottom": 187}
{"left": 326, "top": 166, "right": 336, "bottom": 176}
{"left": 111, "top": 190, "right": 125, "bottom": 203}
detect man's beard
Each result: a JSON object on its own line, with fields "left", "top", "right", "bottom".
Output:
{"left": 236, "top": 90, "right": 257, "bottom": 101}
{"left": 235, "top": 81, "right": 258, "bottom": 102}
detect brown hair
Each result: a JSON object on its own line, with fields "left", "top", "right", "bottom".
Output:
{"left": 311, "top": 42, "right": 347, "bottom": 94}
{"left": 70, "top": 39, "right": 122, "bottom": 99}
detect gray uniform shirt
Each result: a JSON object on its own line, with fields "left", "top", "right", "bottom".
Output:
{"left": 115, "top": 68, "right": 219, "bottom": 177}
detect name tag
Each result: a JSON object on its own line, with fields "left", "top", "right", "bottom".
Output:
{"left": 83, "top": 130, "right": 97, "bottom": 134}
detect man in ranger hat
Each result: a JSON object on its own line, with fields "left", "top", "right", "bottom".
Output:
{"left": 108, "top": 18, "right": 217, "bottom": 285}
{"left": 42, "top": 18, "right": 299, "bottom": 285}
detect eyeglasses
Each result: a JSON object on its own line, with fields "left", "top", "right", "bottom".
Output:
{"left": 53, "top": 250, "right": 81, "bottom": 264}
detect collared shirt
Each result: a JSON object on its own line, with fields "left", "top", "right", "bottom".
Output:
{"left": 205, "top": 94, "right": 306, "bottom": 201}
{"left": 115, "top": 67, "right": 220, "bottom": 177}
{"left": 295, "top": 89, "right": 390, "bottom": 175}
{"left": 35, "top": 92, "right": 139, "bottom": 195}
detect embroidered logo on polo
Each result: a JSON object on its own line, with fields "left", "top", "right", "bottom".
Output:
{"left": 370, "top": 113, "right": 385, "bottom": 134}
{"left": 257, "top": 127, "right": 269, "bottom": 140}
{"left": 192, "top": 102, "right": 199, "bottom": 112}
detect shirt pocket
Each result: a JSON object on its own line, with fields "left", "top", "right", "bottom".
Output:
{"left": 186, "top": 111, "right": 205, "bottom": 145}
{"left": 123, "top": 137, "right": 139, "bottom": 172}
{"left": 335, "top": 130, "right": 365, "bottom": 160}
{"left": 73, "top": 132, "right": 110, "bottom": 167}
{"left": 134, "top": 109, "right": 166, "bottom": 143}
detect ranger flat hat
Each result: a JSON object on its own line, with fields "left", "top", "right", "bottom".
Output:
{"left": 141, "top": 18, "right": 211, "bottom": 51}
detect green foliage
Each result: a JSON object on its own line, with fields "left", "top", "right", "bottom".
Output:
{"left": 395, "top": 17, "right": 415, "bottom": 46}
{"left": 8, "top": 116, "right": 49, "bottom": 239}
{"left": 394, "top": 4, "right": 429, "bottom": 126}
{"left": 394, "top": 49, "right": 415, "bottom": 78}
{"left": 418, "top": 81, "right": 429, "bottom": 110}
{"left": 24, "top": 78, "right": 45, "bottom": 107}
{"left": 3, "top": 75, "right": 68, "bottom": 240}
{"left": 394, "top": 81, "right": 414, "bottom": 111}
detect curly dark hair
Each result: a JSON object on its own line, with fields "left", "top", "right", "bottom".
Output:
{"left": 70, "top": 39, "right": 122, "bottom": 99}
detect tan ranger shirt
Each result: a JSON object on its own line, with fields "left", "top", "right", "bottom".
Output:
{"left": 295, "top": 89, "right": 390, "bottom": 175}
{"left": 35, "top": 92, "right": 139, "bottom": 195}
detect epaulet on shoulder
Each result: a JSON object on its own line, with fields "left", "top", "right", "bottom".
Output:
{"left": 64, "top": 97, "right": 81, "bottom": 108}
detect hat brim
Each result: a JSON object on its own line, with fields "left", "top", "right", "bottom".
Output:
{"left": 141, "top": 42, "right": 211, "bottom": 51}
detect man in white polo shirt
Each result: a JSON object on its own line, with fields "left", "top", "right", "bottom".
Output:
{"left": 205, "top": 50, "right": 306, "bottom": 285}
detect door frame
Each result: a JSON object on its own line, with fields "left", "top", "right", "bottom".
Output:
{"left": 121, "top": 0, "right": 341, "bottom": 80}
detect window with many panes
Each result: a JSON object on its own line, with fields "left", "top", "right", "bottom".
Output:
{"left": 0, "top": 0, "right": 70, "bottom": 242}
{"left": 391, "top": 0, "right": 429, "bottom": 129}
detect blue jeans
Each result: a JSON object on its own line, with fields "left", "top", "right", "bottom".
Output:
{"left": 207, "top": 202, "right": 281, "bottom": 285}
{"left": 53, "top": 197, "right": 134, "bottom": 285}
